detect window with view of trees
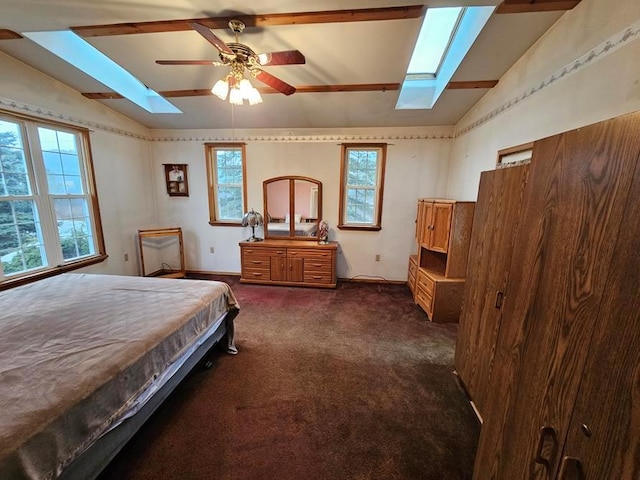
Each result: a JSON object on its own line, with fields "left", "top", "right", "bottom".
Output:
{"left": 205, "top": 143, "right": 247, "bottom": 225}
{"left": 338, "top": 144, "right": 387, "bottom": 231}
{"left": 0, "top": 113, "right": 104, "bottom": 284}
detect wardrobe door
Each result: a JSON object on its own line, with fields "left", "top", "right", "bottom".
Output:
{"left": 474, "top": 114, "right": 640, "bottom": 479}
{"left": 455, "top": 164, "right": 529, "bottom": 418}
{"left": 558, "top": 150, "right": 640, "bottom": 480}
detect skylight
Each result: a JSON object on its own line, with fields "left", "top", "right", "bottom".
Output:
{"left": 407, "top": 7, "right": 463, "bottom": 77}
{"left": 23, "top": 31, "right": 182, "bottom": 114}
{"left": 396, "top": 6, "right": 495, "bottom": 110}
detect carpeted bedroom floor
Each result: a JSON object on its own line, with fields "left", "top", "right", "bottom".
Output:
{"left": 99, "top": 276, "right": 480, "bottom": 480}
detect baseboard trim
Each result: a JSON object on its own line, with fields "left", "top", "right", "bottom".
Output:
{"left": 186, "top": 270, "right": 241, "bottom": 279}
{"left": 186, "top": 270, "right": 407, "bottom": 286}
{"left": 340, "top": 276, "right": 407, "bottom": 285}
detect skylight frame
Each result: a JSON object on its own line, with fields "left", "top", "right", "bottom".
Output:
{"left": 406, "top": 6, "right": 465, "bottom": 79}
{"left": 23, "top": 30, "right": 181, "bottom": 115}
{"left": 396, "top": 5, "right": 496, "bottom": 110}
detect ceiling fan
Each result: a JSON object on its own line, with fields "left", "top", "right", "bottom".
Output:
{"left": 156, "top": 19, "right": 305, "bottom": 99}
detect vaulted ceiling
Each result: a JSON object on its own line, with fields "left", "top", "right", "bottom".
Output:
{"left": 0, "top": 1, "right": 578, "bottom": 129}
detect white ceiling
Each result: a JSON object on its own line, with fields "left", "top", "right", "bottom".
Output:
{"left": 0, "top": 1, "right": 564, "bottom": 130}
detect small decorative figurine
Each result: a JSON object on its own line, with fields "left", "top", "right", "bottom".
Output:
{"left": 318, "top": 220, "right": 329, "bottom": 244}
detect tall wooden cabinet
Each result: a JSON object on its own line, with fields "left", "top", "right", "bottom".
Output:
{"left": 457, "top": 112, "right": 640, "bottom": 479}
{"left": 409, "top": 199, "right": 475, "bottom": 322}
{"left": 455, "top": 165, "right": 529, "bottom": 418}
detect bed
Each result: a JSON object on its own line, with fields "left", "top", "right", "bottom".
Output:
{"left": 267, "top": 221, "right": 318, "bottom": 237}
{"left": 0, "top": 273, "right": 239, "bottom": 480}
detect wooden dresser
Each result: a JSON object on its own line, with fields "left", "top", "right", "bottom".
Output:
{"left": 409, "top": 198, "right": 475, "bottom": 322}
{"left": 239, "top": 239, "right": 338, "bottom": 288}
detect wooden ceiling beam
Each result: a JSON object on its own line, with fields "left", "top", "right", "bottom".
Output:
{"left": 81, "top": 80, "right": 499, "bottom": 100}
{"left": 446, "top": 80, "right": 498, "bottom": 89}
{"left": 0, "top": 29, "right": 22, "bottom": 40}
{"left": 71, "top": 5, "right": 426, "bottom": 37}
{"left": 496, "top": 0, "right": 582, "bottom": 14}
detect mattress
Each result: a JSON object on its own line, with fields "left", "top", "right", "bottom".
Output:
{"left": 0, "top": 273, "right": 239, "bottom": 480}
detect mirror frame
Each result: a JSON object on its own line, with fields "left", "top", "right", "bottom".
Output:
{"left": 263, "top": 176, "right": 322, "bottom": 241}
{"left": 137, "top": 227, "right": 186, "bottom": 278}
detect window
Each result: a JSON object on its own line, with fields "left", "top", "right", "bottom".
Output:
{"left": 0, "top": 112, "right": 105, "bottom": 285}
{"left": 338, "top": 144, "right": 387, "bottom": 231}
{"left": 205, "top": 143, "right": 247, "bottom": 225}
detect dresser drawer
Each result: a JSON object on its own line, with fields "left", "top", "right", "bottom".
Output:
{"left": 303, "top": 258, "right": 332, "bottom": 273}
{"left": 416, "top": 269, "right": 435, "bottom": 296}
{"left": 304, "top": 271, "right": 333, "bottom": 284}
{"left": 242, "top": 267, "right": 271, "bottom": 281}
{"left": 242, "top": 256, "right": 272, "bottom": 269}
{"left": 415, "top": 286, "right": 433, "bottom": 316}
{"left": 243, "top": 247, "right": 286, "bottom": 258}
{"left": 288, "top": 248, "right": 333, "bottom": 260}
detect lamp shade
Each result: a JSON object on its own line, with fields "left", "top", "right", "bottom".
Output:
{"left": 241, "top": 209, "right": 264, "bottom": 227}
{"left": 241, "top": 209, "right": 264, "bottom": 242}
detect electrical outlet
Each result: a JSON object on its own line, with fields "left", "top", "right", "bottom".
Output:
{"left": 375, "top": 254, "right": 381, "bottom": 262}
{"left": 124, "top": 253, "right": 129, "bottom": 262}
{"left": 209, "top": 247, "right": 215, "bottom": 254}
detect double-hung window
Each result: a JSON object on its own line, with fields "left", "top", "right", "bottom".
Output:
{"left": 205, "top": 143, "right": 247, "bottom": 225}
{"left": 338, "top": 143, "right": 387, "bottom": 231}
{"left": 0, "top": 112, "right": 104, "bottom": 285}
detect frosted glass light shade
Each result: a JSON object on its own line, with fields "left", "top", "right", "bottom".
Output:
{"left": 248, "top": 87, "right": 263, "bottom": 105}
{"left": 229, "top": 87, "right": 243, "bottom": 106}
{"left": 211, "top": 79, "right": 229, "bottom": 100}
{"left": 239, "top": 79, "right": 253, "bottom": 99}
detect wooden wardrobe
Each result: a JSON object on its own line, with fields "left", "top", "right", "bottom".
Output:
{"left": 455, "top": 112, "right": 640, "bottom": 479}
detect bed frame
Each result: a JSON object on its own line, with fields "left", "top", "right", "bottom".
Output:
{"left": 59, "top": 309, "right": 237, "bottom": 480}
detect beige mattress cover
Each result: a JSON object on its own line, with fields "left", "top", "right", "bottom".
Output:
{"left": 0, "top": 273, "right": 238, "bottom": 479}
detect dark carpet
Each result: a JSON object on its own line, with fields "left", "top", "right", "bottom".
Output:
{"left": 99, "top": 276, "right": 480, "bottom": 480}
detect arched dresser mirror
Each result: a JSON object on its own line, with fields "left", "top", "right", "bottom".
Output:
{"left": 263, "top": 176, "right": 322, "bottom": 240}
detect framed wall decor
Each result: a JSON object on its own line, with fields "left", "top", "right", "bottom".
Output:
{"left": 164, "top": 163, "right": 189, "bottom": 196}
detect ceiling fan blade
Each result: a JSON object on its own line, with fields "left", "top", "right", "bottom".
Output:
{"left": 188, "top": 22, "right": 235, "bottom": 58}
{"left": 253, "top": 69, "right": 296, "bottom": 95}
{"left": 156, "top": 60, "right": 225, "bottom": 66}
{"left": 258, "top": 50, "right": 306, "bottom": 66}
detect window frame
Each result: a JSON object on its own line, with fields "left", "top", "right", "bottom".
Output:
{"left": 205, "top": 143, "right": 248, "bottom": 226}
{"left": 0, "top": 110, "right": 106, "bottom": 290}
{"left": 338, "top": 143, "right": 387, "bottom": 231}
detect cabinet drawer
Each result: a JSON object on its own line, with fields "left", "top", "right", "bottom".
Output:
{"left": 242, "top": 256, "right": 272, "bottom": 269}
{"left": 304, "top": 271, "right": 333, "bottom": 284}
{"left": 243, "top": 247, "right": 286, "bottom": 258}
{"left": 288, "top": 248, "right": 333, "bottom": 260}
{"left": 415, "top": 287, "right": 433, "bottom": 316}
{"left": 304, "top": 258, "right": 332, "bottom": 272}
{"left": 417, "top": 269, "right": 435, "bottom": 296}
{"left": 242, "top": 268, "right": 270, "bottom": 280}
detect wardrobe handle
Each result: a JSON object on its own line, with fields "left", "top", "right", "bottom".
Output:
{"left": 495, "top": 291, "right": 504, "bottom": 309}
{"left": 558, "top": 456, "right": 585, "bottom": 480}
{"left": 534, "top": 426, "right": 558, "bottom": 473}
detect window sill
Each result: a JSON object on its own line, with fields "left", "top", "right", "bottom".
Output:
{"left": 337, "top": 224, "right": 382, "bottom": 231}
{"left": 209, "top": 221, "right": 243, "bottom": 227}
{"left": 0, "top": 254, "right": 108, "bottom": 291}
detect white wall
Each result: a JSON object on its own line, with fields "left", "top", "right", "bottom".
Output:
{"left": 0, "top": 52, "right": 157, "bottom": 276}
{"left": 150, "top": 127, "right": 453, "bottom": 281}
{"left": 447, "top": 0, "right": 640, "bottom": 200}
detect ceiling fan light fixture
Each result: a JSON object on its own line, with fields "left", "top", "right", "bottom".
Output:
{"left": 229, "top": 87, "right": 244, "bottom": 106}
{"left": 248, "top": 87, "right": 263, "bottom": 105}
{"left": 211, "top": 78, "right": 229, "bottom": 100}
{"left": 238, "top": 78, "right": 253, "bottom": 99}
